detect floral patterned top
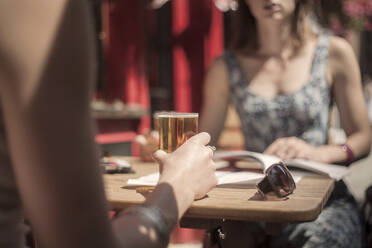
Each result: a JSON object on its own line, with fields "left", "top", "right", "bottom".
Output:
{"left": 224, "top": 35, "right": 332, "bottom": 153}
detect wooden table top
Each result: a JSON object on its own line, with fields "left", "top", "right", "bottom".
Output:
{"left": 103, "top": 157, "right": 334, "bottom": 225}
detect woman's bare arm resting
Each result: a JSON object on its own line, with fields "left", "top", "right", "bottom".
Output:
{"left": 0, "top": 1, "right": 217, "bottom": 247}
{"left": 325, "top": 36, "right": 371, "bottom": 163}
{"left": 199, "top": 57, "right": 230, "bottom": 146}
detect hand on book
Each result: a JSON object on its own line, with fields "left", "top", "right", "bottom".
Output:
{"left": 264, "top": 136, "right": 323, "bottom": 162}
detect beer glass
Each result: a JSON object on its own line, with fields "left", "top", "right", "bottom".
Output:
{"left": 153, "top": 111, "right": 172, "bottom": 133}
{"left": 157, "top": 112, "right": 198, "bottom": 153}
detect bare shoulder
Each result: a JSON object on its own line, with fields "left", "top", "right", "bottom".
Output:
{"left": 0, "top": 0, "right": 67, "bottom": 79}
{"left": 0, "top": 0, "right": 70, "bottom": 41}
{"left": 328, "top": 35, "right": 360, "bottom": 85}
{"left": 0, "top": 0, "right": 89, "bottom": 89}
{"left": 205, "top": 55, "right": 229, "bottom": 83}
{"left": 204, "top": 54, "right": 230, "bottom": 94}
{"left": 207, "top": 55, "right": 229, "bottom": 76}
{"left": 328, "top": 36, "right": 358, "bottom": 71}
{"left": 329, "top": 36, "right": 356, "bottom": 61}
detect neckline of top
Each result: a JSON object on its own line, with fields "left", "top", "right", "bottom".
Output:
{"left": 228, "top": 35, "right": 328, "bottom": 101}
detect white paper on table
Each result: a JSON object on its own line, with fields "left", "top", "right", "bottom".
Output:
{"left": 127, "top": 171, "right": 302, "bottom": 186}
{"left": 215, "top": 171, "right": 264, "bottom": 185}
{"left": 127, "top": 173, "right": 160, "bottom": 186}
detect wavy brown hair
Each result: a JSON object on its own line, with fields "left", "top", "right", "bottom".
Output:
{"left": 230, "top": 0, "right": 312, "bottom": 53}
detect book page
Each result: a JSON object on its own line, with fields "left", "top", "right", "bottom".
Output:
{"left": 213, "top": 150, "right": 350, "bottom": 180}
{"left": 288, "top": 159, "right": 349, "bottom": 181}
{"left": 213, "top": 150, "right": 281, "bottom": 170}
{"left": 126, "top": 172, "right": 265, "bottom": 186}
{"left": 127, "top": 171, "right": 303, "bottom": 186}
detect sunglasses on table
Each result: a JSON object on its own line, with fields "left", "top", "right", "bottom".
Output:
{"left": 256, "top": 162, "right": 296, "bottom": 198}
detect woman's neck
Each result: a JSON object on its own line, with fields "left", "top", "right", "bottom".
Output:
{"left": 256, "top": 18, "right": 294, "bottom": 58}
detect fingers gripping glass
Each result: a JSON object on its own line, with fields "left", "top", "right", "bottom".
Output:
{"left": 256, "top": 162, "right": 296, "bottom": 198}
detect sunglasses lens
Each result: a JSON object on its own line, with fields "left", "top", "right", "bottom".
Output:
{"left": 267, "top": 163, "right": 295, "bottom": 197}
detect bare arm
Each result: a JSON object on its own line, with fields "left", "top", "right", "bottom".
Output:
{"left": 199, "top": 57, "right": 230, "bottom": 146}
{"left": 0, "top": 1, "right": 217, "bottom": 247}
{"left": 326, "top": 36, "right": 371, "bottom": 162}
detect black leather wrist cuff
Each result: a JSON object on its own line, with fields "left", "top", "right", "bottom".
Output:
{"left": 122, "top": 205, "right": 172, "bottom": 247}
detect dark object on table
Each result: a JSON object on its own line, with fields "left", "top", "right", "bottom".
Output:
{"left": 256, "top": 162, "right": 296, "bottom": 199}
{"left": 100, "top": 157, "right": 133, "bottom": 174}
{"left": 102, "top": 164, "right": 132, "bottom": 174}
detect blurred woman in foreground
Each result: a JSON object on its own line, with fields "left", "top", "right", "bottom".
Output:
{"left": 0, "top": 1, "right": 217, "bottom": 247}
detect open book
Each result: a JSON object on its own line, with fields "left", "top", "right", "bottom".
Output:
{"left": 127, "top": 171, "right": 283, "bottom": 187}
{"left": 213, "top": 150, "right": 350, "bottom": 181}
{"left": 126, "top": 150, "right": 348, "bottom": 187}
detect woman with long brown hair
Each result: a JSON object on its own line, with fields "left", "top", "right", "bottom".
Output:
{"left": 200, "top": 0, "right": 370, "bottom": 247}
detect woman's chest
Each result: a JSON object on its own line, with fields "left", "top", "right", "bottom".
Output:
{"left": 238, "top": 54, "right": 315, "bottom": 99}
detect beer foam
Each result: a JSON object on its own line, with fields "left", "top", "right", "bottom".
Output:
{"left": 156, "top": 112, "right": 198, "bottom": 118}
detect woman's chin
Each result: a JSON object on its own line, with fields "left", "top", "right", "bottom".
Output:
{"left": 263, "top": 12, "right": 285, "bottom": 20}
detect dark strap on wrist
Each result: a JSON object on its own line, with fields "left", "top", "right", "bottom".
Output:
{"left": 122, "top": 205, "right": 172, "bottom": 247}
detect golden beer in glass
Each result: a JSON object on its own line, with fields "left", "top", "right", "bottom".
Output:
{"left": 153, "top": 111, "right": 171, "bottom": 133}
{"left": 157, "top": 112, "right": 198, "bottom": 153}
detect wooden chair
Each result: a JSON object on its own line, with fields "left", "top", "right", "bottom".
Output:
{"left": 217, "top": 105, "right": 245, "bottom": 150}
